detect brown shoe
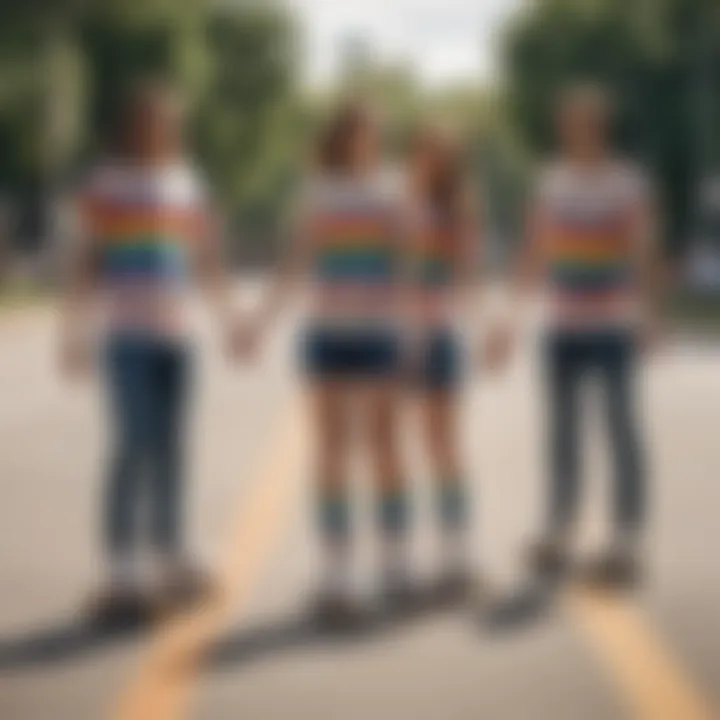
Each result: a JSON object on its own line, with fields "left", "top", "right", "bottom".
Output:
{"left": 157, "top": 560, "right": 220, "bottom": 611}
{"left": 86, "top": 584, "right": 153, "bottom": 628}
{"left": 432, "top": 568, "right": 476, "bottom": 608}
{"left": 526, "top": 538, "right": 571, "bottom": 580}
{"left": 311, "top": 591, "right": 369, "bottom": 633}
{"left": 581, "top": 548, "right": 642, "bottom": 590}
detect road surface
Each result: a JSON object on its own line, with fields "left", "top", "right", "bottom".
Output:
{"left": 0, "top": 296, "right": 718, "bottom": 720}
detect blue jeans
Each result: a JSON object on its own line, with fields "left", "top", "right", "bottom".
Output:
{"left": 104, "top": 334, "right": 192, "bottom": 557}
{"left": 545, "top": 330, "right": 645, "bottom": 534}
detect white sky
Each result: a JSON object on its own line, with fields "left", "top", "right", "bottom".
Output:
{"left": 286, "top": 0, "right": 525, "bottom": 88}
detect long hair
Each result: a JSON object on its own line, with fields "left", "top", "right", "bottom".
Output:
{"left": 316, "top": 101, "right": 371, "bottom": 175}
{"left": 113, "top": 78, "right": 183, "bottom": 159}
{"left": 415, "top": 128, "right": 467, "bottom": 229}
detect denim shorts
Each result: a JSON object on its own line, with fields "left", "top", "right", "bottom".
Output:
{"left": 302, "top": 326, "right": 401, "bottom": 380}
{"left": 411, "top": 329, "right": 463, "bottom": 390}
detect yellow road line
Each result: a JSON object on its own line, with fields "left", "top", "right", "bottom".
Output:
{"left": 567, "top": 587, "right": 715, "bottom": 720}
{"left": 109, "top": 381, "right": 717, "bottom": 720}
{"left": 112, "top": 399, "right": 306, "bottom": 720}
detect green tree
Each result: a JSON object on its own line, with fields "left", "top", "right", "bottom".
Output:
{"left": 503, "top": 0, "right": 720, "bottom": 254}
{"left": 0, "top": 0, "right": 302, "bottom": 254}
{"left": 193, "top": 4, "right": 304, "bottom": 232}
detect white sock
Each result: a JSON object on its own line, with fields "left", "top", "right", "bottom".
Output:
{"left": 440, "top": 529, "right": 469, "bottom": 574}
{"left": 382, "top": 535, "right": 409, "bottom": 582}
{"left": 149, "top": 550, "right": 179, "bottom": 582}
{"left": 547, "top": 526, "right": 572, "bottom": 549}
{"left": 109, "top": 552, "right": 138, "bottom": 590}
{"left": 614, "top": 528, "right": 642, "bottom": 555}
{"left": 320, "top": 542, "right": 353, "bottom": 597}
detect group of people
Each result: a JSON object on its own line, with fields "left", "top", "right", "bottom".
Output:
{"left": 61, "top": 78, "right": 658, "bottom": 625}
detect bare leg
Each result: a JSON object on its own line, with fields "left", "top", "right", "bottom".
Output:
{"left": 422, "top": 390, "right": 470, "bottom": 573}
{"left": 366, "top": 382, "right": 409, "bottom": 594}
{"left": 308, "top": 382, "right": 353, "bottom": 597}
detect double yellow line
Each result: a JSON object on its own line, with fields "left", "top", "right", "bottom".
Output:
{"left": 111, "top": 395, "right": 715, "bottom": 720}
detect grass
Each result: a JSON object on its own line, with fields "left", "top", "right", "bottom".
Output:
{"left": 0, "top": 278, "right": 51, "bottom": 313}
{"left": 664, "top": 291, "right": 720, "bottom": 334}
{"left": 2, "top": 280, "right": 720, "bottom": 335}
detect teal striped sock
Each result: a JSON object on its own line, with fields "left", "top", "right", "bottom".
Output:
{"left": 318, "top": 488, "right": 350, "bottom": 542}
{"left": 378, "top": 488, "right": 409, "bottom": 537}
{"left": 438, "top": 478, "right": 468, "bottom": 531}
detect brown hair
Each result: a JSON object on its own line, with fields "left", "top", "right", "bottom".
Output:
{"left": 115, "top": 78, "right": 184, "bottom": 158}
{"left": 415, "top": 127, "right": 467, "bottom": 228}
{"left": 316, "top": 102, "right": 372, "bottom": 174}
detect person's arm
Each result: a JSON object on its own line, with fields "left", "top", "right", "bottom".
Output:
{"left": 195, "top": 208, "right": 237, "bottom": 339}
{"left": 454, "top": 188, "right": 485, "bottom": 330}
{"left": 59, "top": 196, "right": 99, "bottom": 378}
{"left": 515, "top": 199, "right": 548, "bottom": 298}
{"left": 396, "top": 186, "right": 422, "bottom": 341}
{"left": 236, "top": 196, "right": 312, "bottom": 357}
{"left": 631, "top": 178, "right": 665, "bottom": 348}
{"left": 481, "top": 193, "right": 547, "bottom": 372}
{"left": 255, "top": 223, "right": 308, "bottom": 330}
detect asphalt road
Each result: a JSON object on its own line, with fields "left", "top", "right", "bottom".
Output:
{"left": 0, "top": 296, "right": 718, "bottom": 720}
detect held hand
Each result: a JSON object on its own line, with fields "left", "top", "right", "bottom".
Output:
{"left": 639, "top": 316, "right": 662, "bottom": 356}
{"left": 227, "top": 317, "right": 261, "bottom": 363}
{"left": 59, "top": 337, "right": 92, "bottom": 380}
{"left": 481, "top": 323, "right": 514, "bottom": 374}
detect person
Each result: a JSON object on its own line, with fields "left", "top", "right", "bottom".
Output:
{"left": 405, "top": 126, "right": 482, "bottom": 599}
{"left": 239, "top": 102, "right": 410, "bottom": 624}
{"left": 512, "top": 83, "right": 661, "bottom": 588}
{"left": 60, "top": 79, "right": 236, "bottom": 620}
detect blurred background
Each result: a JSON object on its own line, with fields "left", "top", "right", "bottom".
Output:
{"left": 1, "top": 2, "right": 720, "bottom": 720}
{"left": 0, "top": 0, "right": 719, "bottom": 306}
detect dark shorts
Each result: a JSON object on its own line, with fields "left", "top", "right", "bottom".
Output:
{"left": 302, "top": 326, "right": 401, "bottom": 380}
{"left": 412, "top": 329, "right": 463, "bottom": 391}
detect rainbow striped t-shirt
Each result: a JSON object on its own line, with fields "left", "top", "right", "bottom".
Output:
{"left": 302, "top": 172, "right": 405, "bottom": 328}
{"left": 79, "top": 161, "right": 210, "bottom": 336}
{"left": 409, "top": 207, "right": 467, "bottom": 327}
{"left": 533, "top": 161, "right": 649, "bottom": 332}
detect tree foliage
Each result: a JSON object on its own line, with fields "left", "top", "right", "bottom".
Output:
{"left": 504, "top": 0, "right": 720, "bottom": 253}
{"left": 0, "top": 0, "right": 301, "bottom": 238}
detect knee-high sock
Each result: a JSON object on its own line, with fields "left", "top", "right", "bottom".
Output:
{"left": 377, "top": 486, "right": 410, "bottom": 577}
{"left": 378, "top": 486, "right": 410, "bottom": 537}
{"left": 437, "top": 476, "right": 468, "bottom": 532}
{"left": 317, "top": 485, "right": 351, "bottom": 545}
